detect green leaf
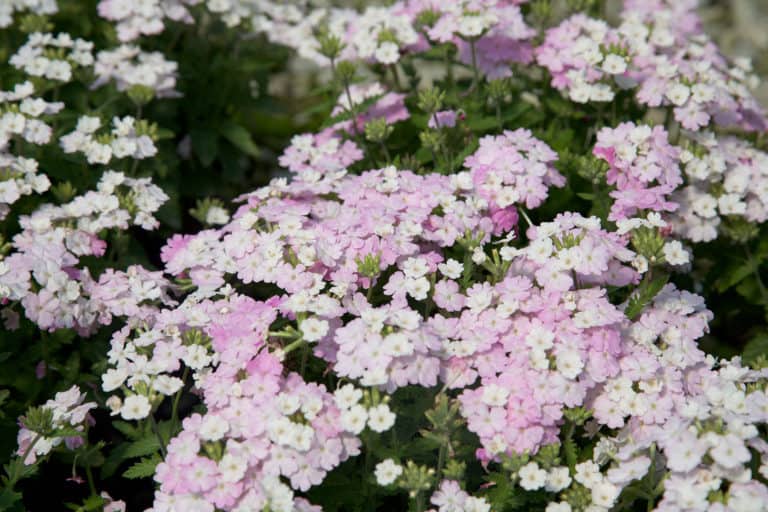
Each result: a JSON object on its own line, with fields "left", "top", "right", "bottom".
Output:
{"left": 111, "top": 420, "right": 141, "bottom": 440}
{"left": 743, "top": 333, "right": 768, "bottom": 363}
{"left": 190, "top": 128, "right": 219, "bottom": 167}
{"left": 625, "top": 273, "right": 669, "bottom": 320}
{"left": 123, "top": 436, "right": 161, "bottom": 459}
{"left": 122, "top": 454, "right": 161, "bottom": 479}
{"left": 219, "top": 122, "right": 260, "bottom": 157}
{"left": 0, "top": 488, "right": 22, "bottom": 511}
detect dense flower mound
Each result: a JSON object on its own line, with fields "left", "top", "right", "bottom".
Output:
{"left": 671, "top": 132, "right": 768, "bottom": 242}
{"left": 0, "top": 171, "right": 170, "bottom": 333}
{"left": 593, "top": 122, "right": 683, "bottom": 222}
{"left": 537, "top": 6, "right": 767, "bottom": 132}
{"left": 465, "top": 128, "right": 565, "bottom": 211}
{"left": 4, "top": 1, "right": 768, "bottom": 511}
{"left": 140, "top": 297, "right": 362, "bottom": 511}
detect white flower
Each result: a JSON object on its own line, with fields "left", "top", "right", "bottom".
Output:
{"left": 709, "top": 434, "right": 751, "bottom": 469}
{"left": 471, "top": 247, "right": 487, "bottom": 264}
{"left": 106, "top": 396, "right": 122, "bottom": 416}
{"left": 120, "top": 394, "right": 151, "bottom": 420}
{"left": 666, "top": 82, "right": 691, "bottom": 106}
{"left": 546, "top": 466, "right": 572, "bottom": 492}
{"left": 602, "top": 54, "right": 627, "bottom": 75}
{"left": 374, "top": 42, "right": 400, "bottom": 65}
{"left": 101, "top": 367, "right": 128, "bottom": 392}
{"left": 219, "top": 453, "right": 247, "bottom": 483}
{"left": 367, "top": 404, "right": 396, "bottom": 432}
{"left": 334, "top": 384, "right": 363, "bottom": 410}
{"left": 556, "top": 350, "right": 584, "bottom": 379}
{"left": 152, "top": 375, "right": 183, "bottom": 396}
{"left": 340, "top": 404, "right": 368, "bottom": 434}
{"left": 465, "top": 497, "right": 491, "bottom": 512}
{"left": 438, "top": 259, "right": 463, "bottom": 279}
{"left": 205, "top": 206, "right": 229, "bottom": 225}
{"left": 545, "top": 503, "right": 572, "bottom": 512}
{"left": 518, "top": 462, "right": 547, "bottom": 490}
{"left": 301, "top": 317, "right": 329, "bottom": 342}
{"left": 199, "top": 414, "right": 230, "bottom": 441}
{"left": 374, "top": 459, "right": 402, "bottom": 486}
{"left": 481, "top": 384, "right": 510, "bottom": 407}
{"left": 663, "top": 240, "right": 689, "bottom": 266}
{"left": 591, "top": 481, "right": 620, "bottom": 507}
{"left": 405, "top": 276, "right": 430, "bottom": 300}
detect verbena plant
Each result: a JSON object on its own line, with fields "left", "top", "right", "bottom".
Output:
{"left": 1, "top": 1, "right": 768, "bottom": 511}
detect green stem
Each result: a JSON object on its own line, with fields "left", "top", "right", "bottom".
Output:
{"left": 85, "top": 464, "right": 97, "bottom": 497}
{"left": 149, "top": 414, "right": 167, "bottom": 458}
{"left": 283, "top": 337, "right": 306, "bottom": 355}
{"left": 171, "top": 367, "right": 189, "bottom": 428}
{"left": 469, "top": 39, "right": 481, "bottom": 92}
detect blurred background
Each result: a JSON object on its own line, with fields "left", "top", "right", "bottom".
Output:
{"left": 702, "top": 0, "right": 768, "bottom": 106}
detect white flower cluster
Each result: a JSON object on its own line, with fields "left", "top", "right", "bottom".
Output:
{"left": 24, "top": 170, "right": 168, "bottom": 233}
{"left": 0, "top": 0, "right": 58, "bottom": 29}
{"left": 0, "top": 155, "right": 50, "bottom": 221}
{"left": 347, "top": 7, "right": 419, "bottom": 65}
{"left": 10, "top": 32, "right": 94, "bottom": 82}
{"left": 333, "top": 384, "right": 397, "bottom": 434}
{"left": 97, "top": 0, "right": 196, "bottom": 42}
{"left": 672, "top": 132, "right": 768, "bottom": 242}
{"left": 93, "top": 45, "right": 179, "bottom": 98}
{"left": 15, "top": 386, "right": 96, "bottom": 465}
{"left": 0, "top": 81, "right": 63, "bottom": 151}
{"left": 60, "top": 115, "right": 157, "bottom": 165}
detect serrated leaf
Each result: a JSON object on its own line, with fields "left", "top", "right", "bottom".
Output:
{"left": 0, "top": 488, "right": 23, "bottom": 511}
{"left": 625, "top": 274, "right": 669, "bottom": 320}
{"left": 123, "top": 436, "right": 161, "bottom": 459}
{"left": 122, "top": 454, "right": 161, "bottom": 479}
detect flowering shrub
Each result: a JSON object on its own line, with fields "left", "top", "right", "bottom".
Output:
{"left": 2, "top": 1, "right": 768, "bottom": 511}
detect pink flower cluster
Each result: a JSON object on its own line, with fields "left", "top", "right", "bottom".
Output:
{"left": 414, "top": 0, "right": 535, "bottom": 79}
{"left": 585, "top": 285, "right": 768, "bottom": 511}
{"left": 537, "top": 6, "right": 767, "bottom": 132}
{"left": 464, "top": 128, "right": 565, "bottom": 213}
{"left": 0, "top": 171, "right": 170, "bottom": 333}
{"left": 593, "top": 122, "right": 683, "bottom": 221}
{"left": 150, "top": 297, "right": 361, "bottom": 511}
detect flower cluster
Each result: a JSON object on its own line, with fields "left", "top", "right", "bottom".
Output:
{"left": 537, "top": 7, "right": 767, "bottom": 132}
{"left": 16, "top": 386, "right": 96, "bottom": 465}
{"left": 464, "top": 128, "right": 565, "bottom": 212}
{"left": 0, "top": 81, "right": 63, "bottom": 151}
{"left": 60, "top": 115, "right": 158, "bottom": 165}
{"left": 420, "top": 0, "right": 535, "bottom": 79}
{"left": 97, "top": 0, "right": 195, "bottom": 42}
{"left": 277, "top": 132, "right": 363, "bottom": 190}
{"left": 580, "top": 286, "right": 768, "bottom": 511}
{"left": 593, "top": 122, "right": 683, "bottom": 221}
{"left": 0, "top": 171, "right": 169, "bottom": 332}
{"left": 0, "top": 0, "right": 58, "bottom": 28}
{"left": 536, "top": 14, "right": 629, "bottom": 103}
{"left": 93, "top": 45, "right": 180, "bottom": 98}
{"left": 671, "top": 132, "right": 768, "bottom": 242}
{"left": 10, "top": 32, "right": 94, "bottom": 82}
